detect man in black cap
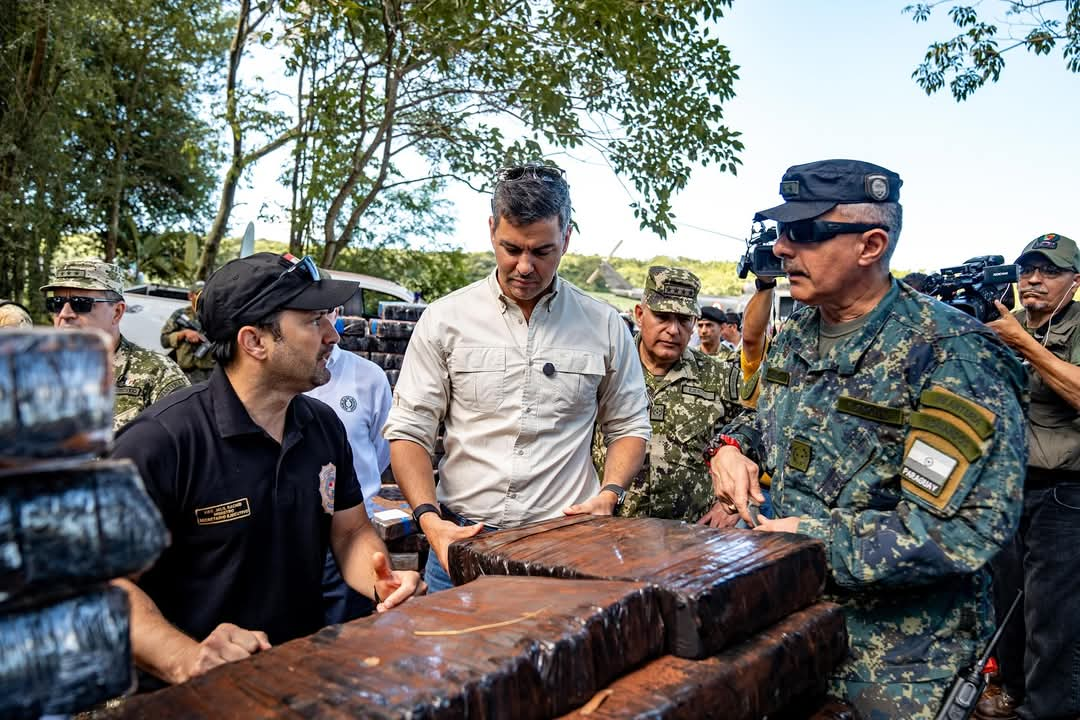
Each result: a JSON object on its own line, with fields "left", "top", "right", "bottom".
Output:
{"left": 980, "top": 233, "right": 1080, "bottom": 720}
{"left": 706, "top": 160, "right": 1026, "bottom": 718}
{"left": 696, "top": 305, "right": 729, "bottom": 357}
{"left": 111, "top": 252, "right": 424, "bottom": 687}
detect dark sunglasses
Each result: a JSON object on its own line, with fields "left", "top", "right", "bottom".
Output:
{"left": 278, "top": 253, "right": 320, "bottom": 282}
{"left": 45, "top": 295, "right": 116, "bottom": 314}
{"left": 778, "top": 220, "right": 890, "bottom": 244}
{"left": 495, "top": 165, "right": 566, "bottom": 183}
{"left": 1019, "top": 264, "right": 1067, "bottom": 278}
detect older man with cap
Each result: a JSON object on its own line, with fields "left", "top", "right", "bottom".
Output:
{"left": 594, "top": 266, "right": 742, "bottom": 526}
{"left": 160, "top": 280, "right": 215, "bottom": 384}
{"left": 385, "top": 163, "right": 651, "bottom": 593}
{"left": 110, "top": 252, "right": 423, "bottom": 688}
{"left": 705, "top": 159, "right": 1026, "bottom": 718}
{"left": 41, "top": 258, "right": 188, "bottom": 430}
{"left": 977, "top": 233, "right": 1080, "bottom": 720}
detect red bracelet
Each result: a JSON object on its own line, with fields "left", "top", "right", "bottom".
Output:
{"left": 703, "top": 434, "right": 741, "bottom": 462}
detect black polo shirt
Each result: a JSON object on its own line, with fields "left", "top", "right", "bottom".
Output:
{"left": 111, "top": 366, "right": 363, "bottom": 646}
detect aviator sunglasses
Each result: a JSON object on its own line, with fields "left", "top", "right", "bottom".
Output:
{"left": 778, "top": 219, "right": 890, "bottom": 244}
{"left": 45, "top": 295, "right": 117, "bottom": 314}
{"left": 495, "top": 165, "right": 566, "bottom": 183}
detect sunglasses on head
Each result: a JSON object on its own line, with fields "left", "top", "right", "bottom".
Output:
{"left": 45, "top": 295, "right": 116, "bottom": 314}
{"left": 278, "top": 254, "right": 320, "bottom": 282}
{"left": 495, "top": 165, "right": 566, "bottom": 183}
{"left": 777, "top": 220, "right": 890, "bottom": 244}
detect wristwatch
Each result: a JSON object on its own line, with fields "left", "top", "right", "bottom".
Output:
{"left": 600, "top": 484, "right": 627, "bottom": 511}
{"left": 412, "top": 503, "right": 440, "bottom": 526}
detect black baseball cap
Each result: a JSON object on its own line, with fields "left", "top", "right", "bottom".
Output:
{"left": 754, "top": 159, "right": 902, "bottom": 223}
{"left": 198, "top": 253, "right": 358, "bottom": 342}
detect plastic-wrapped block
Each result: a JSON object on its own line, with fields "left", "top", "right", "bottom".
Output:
{"left": 384, "top": 369, "right": 399, "bottom": 387}
{"left": 378, "top": 302, "right": 426, "bottom": 322}
{"left": 337, "top": 316, "right": 367, "bottom": 337}
{"left": 554, "top": 602, "right": 848, "bottom": 719}
{"left": 0, "top": 459, "right": 168, "bottom": 609}
{"left": 369, "top": 319, "right": 415, "bottom": 340}
{"left": 0, "top": 329, "right": 113, "bottom": 465}
{"left": 338, "top": 334, "right": 371, "bottom": 352}
{"left": 0, "top": 585, "right": 133, "bottom": 719}
{"left": 107, "top": 576, "right": 664, "bottom": 720}
{"left": 368, "top": 337, "right": 410, "bottom": 354}
{"left": 450, "top": 515, "right": 827, "bottom": 659}
{"left": 369, "top": 352, "right": 403, "bottom": 371}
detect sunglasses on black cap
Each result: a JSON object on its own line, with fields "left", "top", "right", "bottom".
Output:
{"left": 495, "top": 165, "right": 566, "bottom": 183}
{"left": 778, "top": 220, "right": 890, "bottom": 244}
{"left": 45, "top": 295, "right": 117, "bottom": 314}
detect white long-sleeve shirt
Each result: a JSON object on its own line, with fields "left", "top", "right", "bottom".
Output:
{"left": 384, "top": 271, "right": 651, "bottom": 527}
{"left": 306, "top": 344, "right": 391, "bottom": 515}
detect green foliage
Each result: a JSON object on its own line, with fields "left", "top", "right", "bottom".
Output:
{"left": 336, "top": 243, "right": 472, "bottom": 302}
{"left": 905, "top": 1, "right": 1080, "bottom": 100}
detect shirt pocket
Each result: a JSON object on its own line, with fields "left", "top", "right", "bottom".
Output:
{"left": 535, "top": 349, "right": 605, "bottom": 416}
{"left": 449, "top": 347, "right": 506, "bottom": 414}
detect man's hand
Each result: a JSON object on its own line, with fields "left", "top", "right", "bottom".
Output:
{"left": 987, "top": 301, "right": 1031, "bottom": 352}
{"left": 563, "top": 490, "right": 619, "bottom": 517}
{"left": 708, "top": 445, "right": 765, "bottom": 527}
{"left": 176, "top": 329, "right": 206, "bottom": 345}
{"left": 753, "top": 516, "right": 802, "bottom": 534}
{"left": 171, "top": 623, "right": 270, "bottom": 684}
{"left": 696, "top": 501, "right": 742, "bottom": 529}
{"left": 420, "top": 514, "right": 484, "bottom": 575}
{"left": 371, "top": 551, "right": 426, "bottom": 611}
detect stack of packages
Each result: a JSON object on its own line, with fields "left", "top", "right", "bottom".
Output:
{"left": 0, "top": 329, "right": 169, "bottom": 718}
{"left": 107, "top": 516, "right": 848, "bottom": 719}
{"left": 336, "top": 302, "right": 426, "bottom": 390}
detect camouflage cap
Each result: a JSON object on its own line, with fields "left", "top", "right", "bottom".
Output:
{"left": 1016, "top": 233, "right": 1080, "bottom": 272}
{"left": 41, "top": 258, "right": 125, "bottom": 295}
{"left": 642, "top": 266, "right": 700, "bottom": 316}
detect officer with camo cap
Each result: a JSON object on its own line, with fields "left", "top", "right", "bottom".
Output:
{"left": 42, "top": 258, "right": 188, "bottom": 430}
{"left": 707, "top": 159, "right": 1026, "bottom": 718}
{"left": 594, "top": 266, "right": 742, "bottom": 526}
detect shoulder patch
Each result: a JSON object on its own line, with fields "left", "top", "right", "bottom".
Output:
{"left": 909, "top": 412, "right": 982, "bottom": 462}
{"left": 836, "top": 396, "right": 906, "bottom": 426}
{"left": 901, "top": 432, "right": 968, "bottom": 514}
{"left": 919, "top": 387, "right": 995, "bottom": 440}
{"left": 765, "top": 367, "right": 790, "bottom": 385}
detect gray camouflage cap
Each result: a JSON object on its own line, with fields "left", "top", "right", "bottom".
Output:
{"left": 41, "top": 258, "right": 126, "bottom": 295}
{"left": 642, "top": 266, "right": 700, "bottom": 317}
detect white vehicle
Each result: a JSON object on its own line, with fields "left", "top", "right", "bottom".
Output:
{"left": 121, "top": 270, "right": 417, "bottom": 355}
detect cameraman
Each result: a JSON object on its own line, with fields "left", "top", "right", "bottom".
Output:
{"left": 983, "top": 233, "right": 1080, "bottom": 720}
{"left": 161, "top": 281, "right": 216, "bottom": 384}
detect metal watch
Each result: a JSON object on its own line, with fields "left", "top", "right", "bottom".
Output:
{"left": 600, "top": 483, "right": 627, "bottom": 510}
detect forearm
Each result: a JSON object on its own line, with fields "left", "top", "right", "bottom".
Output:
{"left": 111, "top": 577, "right": 199, "bottom": 685}
{"left": 598, "top": 436, "right": 646, "bottom": 489}
{"left": 333, "top": 522, "right": 391, "bottom": 600}
{"left": 741, "top": 286, "right": 774, "bottom": 366}
{"left": 390, "top": 439, "right": 438, "bottom": 507}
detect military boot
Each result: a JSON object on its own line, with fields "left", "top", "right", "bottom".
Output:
{"left": 974, "top": 683, "right": 1019, "bottom": 720}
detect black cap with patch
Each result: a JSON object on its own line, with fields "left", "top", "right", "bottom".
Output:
{"left": 754, "top": 159, "right": 903, "bottom": 223}
{"left": 198, "top": 252, "right": 358, "bottom": 342}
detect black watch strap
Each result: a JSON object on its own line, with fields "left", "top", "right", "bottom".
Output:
{"left": 412, "top": 503, "right": 440, "bottom": 526}
{"left": 755, "top": 276, "right": 778, "bottom": 291}
{"left": 600, "top": 484, "right": 627, "bottom": 508}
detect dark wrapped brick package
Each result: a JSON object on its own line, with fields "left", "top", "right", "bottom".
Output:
{"left": 0, "top": 585, "right": 133, "bottom": 719}
{"left": 108, "top": 576, "right": 664, "bottom": 720}
{"left": 0, "top": 329, "right": 113, "bottom": 464}
{"left": 555, "top": 602, "right": 848, "bottom": 719}
{"left": 449, "top": 515, "right": 828, "bottom": 658}
{"left": 0, "top": 459, "right": 168, "bottom": 609}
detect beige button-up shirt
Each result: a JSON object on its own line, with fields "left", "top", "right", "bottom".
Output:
{"left": 384, "top": 271, "right": 651, "bottom": 527}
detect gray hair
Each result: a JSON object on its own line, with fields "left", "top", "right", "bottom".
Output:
{"left": 836, "top": 202, "right": 903, "bottom": 266}
{"left": 491, "top": 169, "right": 572, "bottom": 234}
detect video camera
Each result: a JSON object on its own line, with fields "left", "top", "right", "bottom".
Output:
{"left": 922, "top": 255, "right": 1018, "bottom": 323}
{"left": 737, "top": 221, "right": 784, "bottom": 279}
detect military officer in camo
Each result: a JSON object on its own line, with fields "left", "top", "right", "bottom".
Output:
{"left": 594, "top": 266, "right": 743, "bottom": 526}
{"left": 705, "top": 159, "right": 1027, "bottom": 719}
{"left": 42, "top": 258, "right": 189, "bottom": 431}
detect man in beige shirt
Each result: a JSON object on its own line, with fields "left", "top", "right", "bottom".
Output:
{"left": 385, "top": 163, "right": 651, "bottom": 592}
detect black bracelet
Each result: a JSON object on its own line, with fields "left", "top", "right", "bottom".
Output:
{"left": 755, "top": 277, "right": 778, "bottom": 291}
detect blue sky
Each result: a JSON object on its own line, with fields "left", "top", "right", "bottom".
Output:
{"left": 240, "top": 2, "right": 1079, "bottom": 272}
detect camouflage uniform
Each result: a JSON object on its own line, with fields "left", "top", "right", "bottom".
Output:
{"left": 40, "top": 258, "right": 189, "bottom": 431}
{"left": 160, "top": 305, "right": 215, "bottom": 384}
{"left": 595, "top": 267, "right": 743, "bottom": 522}
{"left": 723, "top": 280, "right": 1027, "bottom": 719}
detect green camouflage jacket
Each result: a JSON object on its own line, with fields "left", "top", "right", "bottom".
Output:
{"left": 114, "top": 335, "right": 189, "bottom": 431}
{"left": 595, "top": 342, "right": 743, "bottom": 522}
{"left": 160, "top": 306, "right": 216, "bottom": 373}
{"left": 724, "top": 280, "right": 1026, "bottom": 687}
